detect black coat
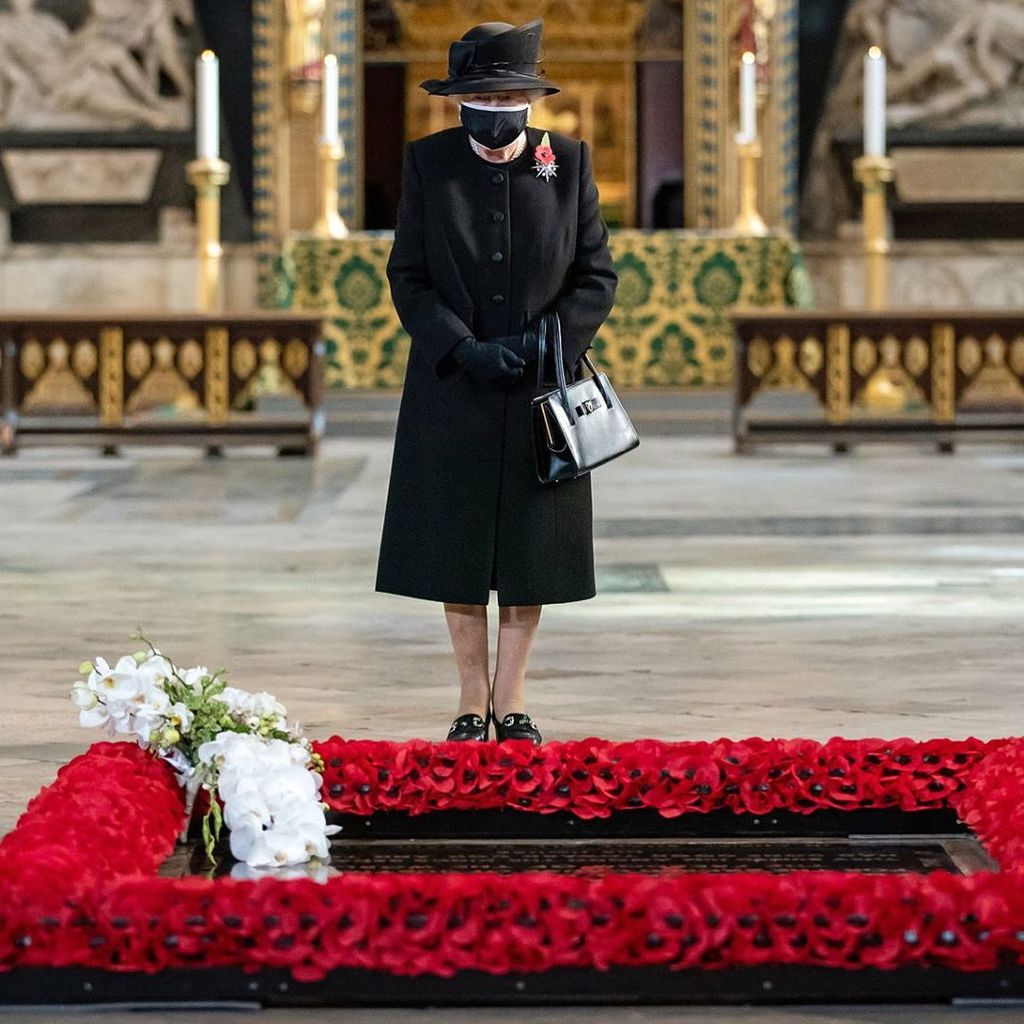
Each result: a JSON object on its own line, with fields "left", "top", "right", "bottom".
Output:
{"left": 374, "top": 125, "right": 618, "bottom": 606}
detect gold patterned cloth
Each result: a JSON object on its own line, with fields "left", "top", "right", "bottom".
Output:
{"left": 270, "top": 230, "right": 812, "bottom": 388}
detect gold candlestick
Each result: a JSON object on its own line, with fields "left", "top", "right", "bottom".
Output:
{"left": 312, "top": 139, "right": 349, "bottom": 240}
{"left": 853, "top": 152, "right": 904, "bottom": 410}
{"left": 852, "top": 154, "right": 894, "bottom": 310}
{"left": 732, "top": 137, "right": 767, "bottom": 236}
{"left": 185, "top": 157, "right": 231, "bottom": 312}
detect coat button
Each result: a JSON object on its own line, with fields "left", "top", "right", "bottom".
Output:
{"left": 491, "top": 172, "right": 504, "bottom": 184}
{"left": 492, "top": 211, "right": 505, "bottom": 222}
{"left": 491, "top": 251, "right": 504, "bottom": 263}
{"left": 491, "top": 293, "right": 505, "bottom": 304}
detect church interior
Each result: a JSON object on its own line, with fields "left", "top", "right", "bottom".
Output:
{"left": 4, "top": 1, "right": 1024, "bottom": 1019}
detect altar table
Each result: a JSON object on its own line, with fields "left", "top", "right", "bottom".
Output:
{"left": 0, "top": 313, "right": 325, "bottom": 455}
{"left": 732, "top": 309, "right": 1024, "bottom": 452}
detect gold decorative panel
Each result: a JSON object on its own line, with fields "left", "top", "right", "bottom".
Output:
{"left": 72, "top": 340, "right": 98, "bottom": 380}
{"left": 1009, "top": 337, "right": 1024, "bottom": 377}
{"left": 852, "top": 336, "right": 876, "bottom": 377}
{"left": 958, "top": 337, "right": 983, "bottom": 377}
{"left": 125, "top": 336, "right": 198, "bottom": 415}
{"left": 21, "top": 335, "right": 97, "bottom": 415}
{"left": 126, "top": 340, "right": 152, "bottom": 380}
{"left": 179, "top": 339, "right": 204, "bottom": 380}
{"left": 20, "top": 340, "right": 45, "bottom": 381}
{"left": 799, "top": 336, "right": 823, "bottom": 377}
{"left": 233, "top": 339, "right": 259, "bottom": 379}
{"left": 389, "top": 0, "right": 648, "bottom": 48}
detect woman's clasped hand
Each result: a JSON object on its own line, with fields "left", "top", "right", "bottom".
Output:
{"left": 451, "top": 335, "right": 527, "bottom": 387}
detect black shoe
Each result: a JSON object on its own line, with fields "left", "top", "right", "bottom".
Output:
{"left": 446, "top": 712, "right": 489, "bottom": 742}
{"left": 493, "top": 711, "right": 542, "bottom": 745}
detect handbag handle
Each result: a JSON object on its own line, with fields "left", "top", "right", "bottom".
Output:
{"left": 537, "top": 311, "right": 574, "bottom": 424}
{"left": 535, "top": 311, "right": 611, "bottom": 423}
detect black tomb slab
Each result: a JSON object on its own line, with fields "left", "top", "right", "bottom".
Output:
{"left": 161, "top": 806, "right": 997, "bottom": 879}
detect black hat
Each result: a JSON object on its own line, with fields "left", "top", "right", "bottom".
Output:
{"left": 420, "top": 18, "right": 559, "bottom": 97}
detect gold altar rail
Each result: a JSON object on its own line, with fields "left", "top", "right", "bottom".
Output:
{"left": 732, "top": 310, "right": 1024, "bottom": 453}
{"left": 0, "top": 313, "right": 326, "bottom": 456}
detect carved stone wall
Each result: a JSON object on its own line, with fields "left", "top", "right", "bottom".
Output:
{"left": 803, "top": 241, "right": 1024, "bottom": 311}
{"left": 0, "top": 0, "right": 195, "bottom": 132}
{"left": 803, "top": 0, "right": 1024, "bottom": 238}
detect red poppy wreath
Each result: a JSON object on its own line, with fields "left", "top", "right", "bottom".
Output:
{"left": 2, "top": 638, "right": 1024, "bottom": 985}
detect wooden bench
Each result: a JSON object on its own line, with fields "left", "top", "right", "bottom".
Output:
{"left": 0, "top": 313, "right": 325, "bottom": 456}
{"left": 732, "top": 310, "right": 1024, "bottom": 453}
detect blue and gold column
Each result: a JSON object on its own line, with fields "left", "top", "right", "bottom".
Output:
{"left": 252, "top": 0, "right": 363, "bottom": 306}
{"left": 326, "top": 0, "right": 363, "bottom": 231}
{"left": 683, "top": 0, "right": 799, "bottom": 235}
{"left": 253, "top": 0, "right": 285, "bottom": 306}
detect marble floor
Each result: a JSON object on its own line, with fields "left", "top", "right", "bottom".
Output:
{"left": 3, "top": 395, "right": 1024, "bottom": 1021}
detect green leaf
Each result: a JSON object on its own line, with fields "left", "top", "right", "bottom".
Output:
{"left": 201, "top": 809, "right": 213, "bottom": 862}
{"left": 210, "top": 794, "right": 223, "bottom": 845}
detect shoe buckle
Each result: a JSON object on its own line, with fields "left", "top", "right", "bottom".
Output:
{"left": 451, "top": 714, "right": 484, "bottom": 734}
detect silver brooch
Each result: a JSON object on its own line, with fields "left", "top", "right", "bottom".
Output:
{"left": 533, "top": 131, "right": 557, "bottom": 181}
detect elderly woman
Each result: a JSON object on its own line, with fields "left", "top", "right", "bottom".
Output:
{"left": 374, "top": 18, "right": 617, "bottom": 744}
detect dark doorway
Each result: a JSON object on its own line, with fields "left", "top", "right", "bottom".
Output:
{"left": 363, "top": 65, "right": 405, "bottom": 229}
{"left": 637, "top": 61, "right": 684, "bottom": 228}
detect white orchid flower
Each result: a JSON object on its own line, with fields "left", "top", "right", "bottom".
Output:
{"left": 71, "top": 681, "right": 99, "bottom": 711}
{"left": 229, "top": 861, "right": 335, "bottom": 882}
{"left": 166, "top": 702, "right": 193, "bottom": 733}
{"left": 87, "top": 655, "right": 141, "bottom": 702}
{"left": 238, "top": 826, "right": 314, "bottom": 868}
{"left": 77, "top": 703, "right": 116, "bottom": 734}
{"left": 136, "top": 652, "right": 175, "bottom": 688}
{"left": 180, "top": 665, "right": 210, "bottom": 694}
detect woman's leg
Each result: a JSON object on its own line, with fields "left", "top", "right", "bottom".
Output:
{"left": 443, "top": 602, "right": 490, "bottom": 716}
{"left": 491, "top": 604, "right": 542, "bottom": 720}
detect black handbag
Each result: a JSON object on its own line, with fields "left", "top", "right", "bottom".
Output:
{"left": 530, "top": 311, "right": 640, "bottom": 484}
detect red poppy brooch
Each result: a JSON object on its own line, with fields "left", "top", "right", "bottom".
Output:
{"left": 533, "top": 131, "right": 557, "bottom": 181}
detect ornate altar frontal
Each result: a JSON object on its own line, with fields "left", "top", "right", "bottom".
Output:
{"left": 273, "top": 230, "right": 811, "bottom": 389}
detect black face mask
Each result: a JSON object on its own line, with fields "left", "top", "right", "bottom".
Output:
{"left": 459, "top": 101, "right": 529, "bottom": 150}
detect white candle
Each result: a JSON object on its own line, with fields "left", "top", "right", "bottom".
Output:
{"left": 738, "top": 51, "right": 757, "bottom": 143}
{"left": 863, "top": 46, "right": 887, "bottom": 157}
{"left": 322, "top": 54, "right": 339, "bottom": 144}
{"left": 196, "top": 50, "right": 220, "bottom": 160}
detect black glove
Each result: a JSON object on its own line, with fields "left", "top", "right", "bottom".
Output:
{"left": 493, "top": 327, "right": 580, "bottom": 385}
{"left": 451, "top": 336, "right": 526, "bottom": 387}
{"left": 489, "top": 328, "right": 540, "bottom": 363}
